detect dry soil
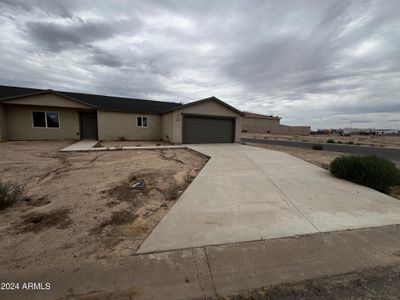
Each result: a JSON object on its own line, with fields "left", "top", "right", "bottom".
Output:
{"left": 0, "top": 141, "right": 208, "bottom": 272}
{"left": 243, "top": 133, "right": 400, "bottom": 149}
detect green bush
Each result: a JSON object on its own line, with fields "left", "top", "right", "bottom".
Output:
{"left": 337, "top": 141, "right": 343, "bottom": 144}
{"left": 326, "top": 139, "right": 335, "bottom": 143}
{"left": 347, "top": 141, "right": 354, "bottom": 145}
{"left": 312, "top": 144, "right": 323, "bottom": 150}
{"left": 330, "top": 156, "right": 400, "bottom": 193}
{"left": 0, "top": 181, "right": 25, "bottom": 210}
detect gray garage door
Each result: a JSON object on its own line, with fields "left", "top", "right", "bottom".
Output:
{"left": 182, "top": 115, "right": 235, "bottom": 144}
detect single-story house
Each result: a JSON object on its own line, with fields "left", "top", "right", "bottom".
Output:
{"left": 242, "top": 112, "right": 310, "bottom": 136}
{"left": 0, "top": 85, "right": 243, "bottom": 144}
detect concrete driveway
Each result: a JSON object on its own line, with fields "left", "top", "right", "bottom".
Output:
{"left": 138, "top": 144, "right": 400, "bottom": 253}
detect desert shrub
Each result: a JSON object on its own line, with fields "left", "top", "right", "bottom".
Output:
{"left": 312, "top": 144, "right": 323, "bottom": 150}
{"left": 326, "top": 139, "right": 335, "bottom": 143}
{"left": 330, "top": 156, "right": 400, "bottom": 193}
{"left": 0, "top": 181, "right": 25, "bottom": 210}
{"left": 118, "top": 136, "right": 127, "bottom": 141}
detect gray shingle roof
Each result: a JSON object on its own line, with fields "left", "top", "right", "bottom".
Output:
{"left": 0, "top": 85, "right": 182, "bottom": 114}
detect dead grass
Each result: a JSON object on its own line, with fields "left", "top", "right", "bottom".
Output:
{"left": 0, "top": 141, "right": 208, "bottom": 271}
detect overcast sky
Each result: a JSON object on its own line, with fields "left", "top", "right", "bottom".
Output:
{"left": 1, "top": 0, "right": 399, "bottom": 129}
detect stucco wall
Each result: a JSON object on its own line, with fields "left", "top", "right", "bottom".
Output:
{"left": 243, "top": 117, "right": 310, "bottom": 136}
{"left": 0, "top": 104, "right": 7, "bottom": 141}
{"left": 165, "top": 100, "right": 242, "bottom": 143}
{"left": 97, "top": 110, "right": 162, "bottom": 140}
{"left": 5, "top": 104, "right": 81, "bottom": 140}
{"left": 274, "top": 124, "right": 311, "bottom": 135}
{"left": 2, "top": 93, "right": 92, "bottom": 109}
{"left": 161, "top": 112, "right": 174, "bottom": 143}
{"left": 242, "top": 117, "right": 281, "bottom": 133}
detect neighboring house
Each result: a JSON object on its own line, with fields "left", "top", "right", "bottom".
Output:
{"left": 0, "top": 85, "right": 243, "bottom": 143}
{"left": 242, "top": 112, "right": 310, "bottom": 135}
{"left": 370, "top": 129, "right": 399, "bottom": 136}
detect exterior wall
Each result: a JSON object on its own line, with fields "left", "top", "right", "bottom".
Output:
{"left": 242, "top": 117, "right": 281, "bottom": 133}
{"left": 161, "top": 112, "right": 174, "bottom": 143}
{"left": 166, "top": 100, "right": 242, "bottom": 144}
{"left": 0, "top": 104, "right": 7, "bottom": 141}
{"left": 274, "top": 124, "right": 311, "bottom": 135}
{"left": 5, "top": 104, "right": 81, "bottom": 140}
{"left": 243, "top": 117, "right": 310, "bottom": 136}
{"left": 97, "top": 110, "right": 162, "bottom": 140}
{"left": 2, "top": 93, "right": 92, "bottom": 109}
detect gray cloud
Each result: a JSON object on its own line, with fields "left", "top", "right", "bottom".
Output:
{"left": 25, "top": 18, "right": 139, "bottom": 52}
{"left": 0, "top": 0, "right": 399, "bottom": 129}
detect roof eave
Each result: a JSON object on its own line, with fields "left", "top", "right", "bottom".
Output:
{"left": 0, "top": 89, "right": 98, "bottom": 109}
{"left": 162, "top": 96, "right": 244, "bottom": 116}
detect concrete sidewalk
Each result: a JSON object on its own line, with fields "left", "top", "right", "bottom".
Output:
{"left": 2, "top": 225, "right": 400, "bottom": 299}
{"left": 59, "top": 139, "right": 98, "bottom": 151}
{"left": 139, "top": 144, "right": 400, "bottom": 253}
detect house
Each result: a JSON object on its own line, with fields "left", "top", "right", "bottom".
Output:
{"left": 242, "top": 112, "right": 310, "bottom": 135}
{"left": 0, "top": 85, "right": 243, "bottom": 144}
{"left": 370, "top": 129, "right": 399, "bottom": 136}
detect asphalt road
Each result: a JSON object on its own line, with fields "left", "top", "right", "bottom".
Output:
{"left": 242, "top": 138, "right": 400, "bottom": 162}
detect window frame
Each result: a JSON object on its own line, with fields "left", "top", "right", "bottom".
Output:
{"left": 32, "top": 111, "right": 60, "bottom": 129}
{"left": 136, "top": 116, "right": 148, "bottom": 128}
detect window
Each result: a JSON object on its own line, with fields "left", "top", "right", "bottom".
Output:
{"left": 32, "top": 111, "right": 60, "bottom": 128}
{"left": 137, "top": 116, "right": 148, "bottom": 128}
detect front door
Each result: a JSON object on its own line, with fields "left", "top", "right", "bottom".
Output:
{"left": 80, "top": 112, "right": 98, "bottom": 139}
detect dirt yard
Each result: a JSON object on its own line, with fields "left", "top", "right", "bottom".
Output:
{"left": 243, "top": 133, "right": 400, "bottom": 148}
{"left": 0, "top": 141, "right": 208, "bottom": 272}
{"left": 246, "top": 142, "right": 400, "bottom": 201}
{"left": 97, "top": 140, "right": 172, "bottom": 148}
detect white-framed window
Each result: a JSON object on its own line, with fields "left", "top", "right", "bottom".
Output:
{"left": 32, "top": 111, "right": 60, "bottom": 128}
{"left": 137, "top": 116, "right": 148, "bottom": 128}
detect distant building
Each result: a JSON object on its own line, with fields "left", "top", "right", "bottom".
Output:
{"left": 242, "top": 112, "right": 310, "bottom": 135}
{"left": 341, "top": 128, "right": 399, "bottom": 136}
{"left": 370, "top": 129, "right": 400, "bottom": 135}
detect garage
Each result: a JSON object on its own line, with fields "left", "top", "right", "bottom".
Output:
{"left": 182, "top": 114, "right": 235, "bottom": 144}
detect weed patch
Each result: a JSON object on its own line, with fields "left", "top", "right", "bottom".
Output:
{"left": 0, "top": 181, "right": 25, "bottom": 210}
{"left": 312, "top": 144, "right": 324, "bottom": 151}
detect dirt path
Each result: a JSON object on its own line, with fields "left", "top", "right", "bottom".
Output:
{"left": 226, "top": 264, "right": 400, "bottom": 300}
{"left": 0, "top": 141, "right": 208, "bottom": 272}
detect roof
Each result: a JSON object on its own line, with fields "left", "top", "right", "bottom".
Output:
{"left": 163, "top": 96, "right": 244, "bottom": 116}
{"left": 0, "top": 85, "right": 182, "bottom": 114}
{"left": 243, "top": 112, "right": 281, "bottom": 120}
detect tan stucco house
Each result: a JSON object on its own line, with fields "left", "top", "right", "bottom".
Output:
{"left": 242, "top": 112, "right": 310, "bottom": 135}
{"left": 0, "top": 85, "right": 243, "bottom": 144}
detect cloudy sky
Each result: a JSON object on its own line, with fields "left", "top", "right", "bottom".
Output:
{"left": 1, "top": 0, "right": 399, "bottom": 129}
